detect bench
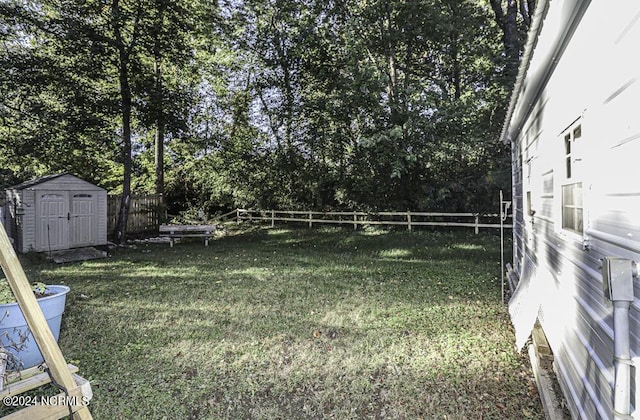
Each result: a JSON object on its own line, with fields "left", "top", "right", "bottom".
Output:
{"left": 159, "top": 224, "right": 217, "bottom": 247}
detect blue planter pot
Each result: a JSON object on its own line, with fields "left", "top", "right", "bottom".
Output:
{"left": 0, "top": 285, "right": 70, "bottom": 369}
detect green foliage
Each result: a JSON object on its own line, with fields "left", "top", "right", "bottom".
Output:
{"left": 0, "top": 0, "right": 121, "bottom": 187}
{"left": 1, "top": 0, "right": 527, "bottom": 213}
{"left": 0, "top": 280, "right": 48, "bottom": 305}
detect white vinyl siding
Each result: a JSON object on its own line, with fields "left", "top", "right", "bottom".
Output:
{"left": 5, "top": 174, "right": 107, "bottom": 253}
{"left": 505, "top": 1, "right": 640, "bottom": 419}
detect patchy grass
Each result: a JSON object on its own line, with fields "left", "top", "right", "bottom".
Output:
{"left": 11, "top": 226, "right": 542, "bottom": 419}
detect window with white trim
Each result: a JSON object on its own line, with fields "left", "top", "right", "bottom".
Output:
{"left": 561, "top": 123, "right": 583, "bottom": 235}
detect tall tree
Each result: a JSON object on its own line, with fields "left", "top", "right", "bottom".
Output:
{"left": 2, "top": 0, "right": 529, "bottom": 217}
{"left": 152, "top": 0, "right": 167, "bottom": 202}
{"left": 489, "top": 0, "right": 535, "bottom": 85}
{"left": 0, "top": 0, "right": 120, "bottom": 187}
{"left": 110, "top": 0, "right": 141, "bottom": 243}
{"left": 1, "top": 0, "right": 206, "bottom": 236}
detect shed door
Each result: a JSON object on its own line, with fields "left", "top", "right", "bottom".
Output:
{"left": 37, "top": 192, "right": 69, "bottom": 251}
{"left": 70, "top": 192, "right": 97, "bottom": 247}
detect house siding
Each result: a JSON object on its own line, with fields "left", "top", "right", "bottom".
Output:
{"left": 506, "top": 1, "right": 640, "bottom": 418}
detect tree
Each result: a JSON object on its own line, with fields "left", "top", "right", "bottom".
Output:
{"left": 0, "top": 1, "right": 121, "bottom": 187}
{"left": 1, "top": 0, "right": 534, "bottom": 218}
{"left": 1, "top": 0, "right": 207, "bottom": 238}
{"left": 489, "top": 0, "right": 535, "bottom": 85}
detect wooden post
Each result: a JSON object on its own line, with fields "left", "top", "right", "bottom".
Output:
{"left": 309, "top": 210, "right": 312, "bottom": 228}
{"left": 407, "top": 211, "right": 412, "bottom": 232}
{"left": 353, "top": 212, "right": 357, "bottom": 230}
{"left": 236, "top": 209, "right": 240, "bottom": 223}
{"left": 0, "top": 349, "right": 7, "bottom": 390}
{"left": 271, "top": 210, "right": 275, "bottom": 227}
{"left": 0, "top": 223, "right": 93, "bottom": 419}
{"left": 475, "top": 214, "right": 479, "bottom": 234}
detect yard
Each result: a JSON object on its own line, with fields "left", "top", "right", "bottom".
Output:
{"left": 14, "top": 226, "right": 543, "bottom": 419}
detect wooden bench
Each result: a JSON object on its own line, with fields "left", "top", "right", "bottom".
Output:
{"left": 159, "top": 224, "right": 217, "bottom": 247}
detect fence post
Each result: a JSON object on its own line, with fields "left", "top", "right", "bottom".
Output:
{"left": 236, "top": 209, "right": 240, "bottom": 223}
{"left": 353, "top": 212, "right": 357, "bottom": 230}
{"left": 407, "top": 211, "right": 412, "bottom": 232}
{"left": 271, "top": 210, "right": 275, "bottom": 227}
{"left": 309, "top": 210, "right": 313, "bottom": 228}
{"left": 500, "top": 191, "right": 505, "bottom": 303}
{"left": 474, "top": 214, "right": 479, "bottom": 234}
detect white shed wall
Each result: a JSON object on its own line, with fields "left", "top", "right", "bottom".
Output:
{"left": 5, "top": 174, "right": 108, "bottom": 253}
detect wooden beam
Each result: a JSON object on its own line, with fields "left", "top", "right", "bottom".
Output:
{"left": 0, "top": 223, "right": 92, "bottom": 419}
{"left": 1, "top": 383, "right": 88, "bottom": 420}
{"left": 2, "top": 365, "right": 80, "bottom": 398}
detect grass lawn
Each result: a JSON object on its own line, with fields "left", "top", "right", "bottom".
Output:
{"left": 12, "top": 226, "right": 543, "bottom": 419}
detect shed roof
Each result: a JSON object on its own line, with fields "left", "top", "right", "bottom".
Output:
{"left": 10, "top": 173, "right": 68, "bottom": 190}
{"left": 9, "top": 173, "right": 102, "bottom": 191}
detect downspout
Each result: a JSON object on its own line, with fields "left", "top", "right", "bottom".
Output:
{"left": 633, "top": 262, "right": 640, "bottom": 420}
{"left": 613, "top": 300, "right": 632, "bottom": 419}
{"left": 602, "top": 257, "right": 636, "bottom": 419}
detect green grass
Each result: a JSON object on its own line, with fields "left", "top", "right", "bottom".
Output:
{"left": 13, "top": 226, "right": 542, "bottom": 419}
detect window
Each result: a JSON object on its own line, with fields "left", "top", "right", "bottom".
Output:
{"left": 542, "top": 171, "right": 554, "bottom": 196}
{"left": 564, "top": 125, "right": 581, "bottom": 179}
{"left": 564, "top": 134, "right": 572, "bottom": 178}
{"left": 561, "top": 123, "right": 583, "bottom": 235}
{"left": 562, "top": 182, "right": 583, "bottom": 233}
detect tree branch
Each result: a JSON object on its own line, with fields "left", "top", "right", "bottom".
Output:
{"left": 527, "top": 0, "right": 536, "bottom": 21}
{"left": 518, "top": 0, "right": 531, "bottom": 27}
{"left": 489, "top": 0, "right": 505, "bottom": 31}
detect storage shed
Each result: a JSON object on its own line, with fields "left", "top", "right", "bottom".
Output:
{"left": 4, "top": 174, "right": 108, "bottom": 253}
{"left": 502, "top": 0, "right": 640, "bottom": 418}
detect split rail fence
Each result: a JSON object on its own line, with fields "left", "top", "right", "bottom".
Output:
{"left": 223, "top": 209, "right": 512, "bottom": 234}
{"left": 103, "top": 195, "right": 513, "bottom": 235}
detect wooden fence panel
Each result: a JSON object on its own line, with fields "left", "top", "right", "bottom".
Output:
{"left": 107, "top": 194, "right": 161, "bottom": 234}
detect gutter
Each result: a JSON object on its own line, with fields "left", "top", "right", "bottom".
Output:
{"left": 498, "top": 0, "right": 550, "bottom": 144}
{"left": 499, "top": 0, "right": 592, "bottom": 144}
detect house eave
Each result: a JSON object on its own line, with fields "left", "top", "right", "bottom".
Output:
{"left": 499, "top": 0, "right": 592, "bottom": 145}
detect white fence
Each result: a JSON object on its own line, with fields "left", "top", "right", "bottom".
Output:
{"left": 224, "top": 209, "right": 512, "bottom": 234}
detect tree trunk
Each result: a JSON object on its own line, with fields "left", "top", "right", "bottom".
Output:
{"left": 113, "top": 0, "right": 133, "bottom": 244}
{"left": 154, "top": 0, "right": 165, "bottom": 207}
{"left": 115, "top": 53, "right": 133, "bottom": 243}
{"left": 153, "top": 46, "right": 165, "bottom": 206}
{"left": 450, "top": 28, "right": 461, "bottom": 100}
{"left": 489, "top": 0, "right": 524, "bottom": 85}
{"left": 154, "top": 111, "right": 165, "bottom": 200}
